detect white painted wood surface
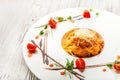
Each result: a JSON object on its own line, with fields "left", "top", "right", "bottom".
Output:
{"left": 0, "top": 0, "right": 120, "bottom": 80}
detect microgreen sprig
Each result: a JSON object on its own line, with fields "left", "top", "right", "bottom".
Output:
{"left": 106, "top": 64, "right": 113, "bottom": 69}
{"left": 39, "top": 25, "right": 48, "bottom": 35}
{"left": 35, "top": 8, "right": 99, "bottom": 29}
{"left": 89, "top": 8, "right": 99, "bottom": 16}
{"left": 66, "top": 59, "right": 74, "bottom": 71}
{"left": 57, "top": 17, "right": 65, "bottom": 22}
{"left": 67, "top": 16, "right": 72, "bottom": 21}
{"left": 64, "top": 59, "right": 74, "bottom": 79}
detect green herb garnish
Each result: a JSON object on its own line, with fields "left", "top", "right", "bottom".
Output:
{"left": 57, "top": 17, "right": 64, "bottom": 22}
{"left": 44, "top": 25, "right": 48, "bottom": 29}
{"left": 39, "top": 30, "right": 44, "bottom": 35}
{"left": 96, "top": 12, "right": 99, "bottom": 16}
{"left": 67, "top": 16, "right": 72, "bottom": 20}
{"left": 65, "top": 59, "right": 74, "bottom": 79}
{"left": 66, "top": 59, "right": 74, "bottom": 71}
{"left": 106, "top": 64, "right": 113, "bottom": 69}
{"left": 90, "top": 8, "right": 93, "bottom": 12}
{"left": 114, "top": 60, "right": 118, "bottom": 64}
{"left": 39, "top": 25, "right": 48, "bottom": 35}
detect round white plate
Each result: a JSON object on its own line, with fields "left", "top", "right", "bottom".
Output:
{"left": 22, "top": 8, "right": 120, "bottom": 80}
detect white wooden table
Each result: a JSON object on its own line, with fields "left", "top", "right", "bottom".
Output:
{"left": 0, "top": 0, "right": 120, "bottom": 80}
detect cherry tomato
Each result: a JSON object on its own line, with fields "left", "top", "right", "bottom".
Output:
{"left": 83, "top": 10, "right": 91, "bottom": 18}
{"left": 48, "top": 18, "right": 57, "bottom": 29}
{"left": 75, "top": 58, "right": 86, "bottom": 69}
{"left": 113, "top": 63, "right": 120, "bottom": 72}
{"left": 27, "top": 43, "right": 37, "bottom": 53}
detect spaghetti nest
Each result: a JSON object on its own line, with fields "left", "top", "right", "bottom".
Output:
{"left": 61, "top": 28, "right": 104, "bottom": 58}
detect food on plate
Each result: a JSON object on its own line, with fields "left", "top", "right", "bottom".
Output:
{"left": 27, "top": 43, "right": 37, "bottom": 53}
{"left": 48, "top": 18, "right": 57, "bottom": 29}
{"left": 83, "top": 10, "right": 91, "bottom": 18}
{"left": 113, "top": 61, "right": 120, "bottom": 72}
{"left": 75, "top": 58, "right": 86, "bottom": 69}
{"left": 61, "top": 28, "right": 104, "bottom": 58}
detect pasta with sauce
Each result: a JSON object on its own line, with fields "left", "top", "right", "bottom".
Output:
{"left": 61, "top": 28, "right": 104, "bottom": 58}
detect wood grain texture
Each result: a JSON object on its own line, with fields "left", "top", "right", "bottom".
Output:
{"left": 0, "top": 0, "right": 120, "bottom": 80}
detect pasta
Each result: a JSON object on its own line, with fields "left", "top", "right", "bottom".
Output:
{"left": 61, "top": 28, "right": 104, "bottom": 58}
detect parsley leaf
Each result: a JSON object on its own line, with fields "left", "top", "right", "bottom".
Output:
{"left": 70, "top": 60, "right": 74, "bottom": 70}
{"left": 39, "top": 30, "right": 44, "bottom": 35}
{"left": 44, "top": 25, "right": 48, "bottom": 29}
{"left": 96, "top": 12, "right": 99, "bottom": 16}
{"left": 66, "top": 59, "right": 74, "bottom": 71}
{"left": 57, "top": 17, "right": 64, "bottom": 22}
{"left": 106, "top": 64, "right": 113, "bottom": 69}
{"left": 90, "top": 8, "right": 93, "bottom": 12}
{"left": 114, "top": 60, "right": 118, "bottom": 64}
{"left": 66, "top": 59, "right": 71, "bottom": 69}
{"left": 67, "top": 16, "right": 72, "bottom": 20}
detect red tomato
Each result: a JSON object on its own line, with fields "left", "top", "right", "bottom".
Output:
{"left": 83, "top": 10, "right": 91, "bottom": 18}
{"left": 27, "top": 43, "right": 37, "bottom": 53}
{"left": 48, "top": 18, "right": 57, "bottom": 29}
{"left": 113, "top": 63, "right": 120, "bottom": 72}
{"left": 75, "top": 58, "right": 86, "bottom": 69}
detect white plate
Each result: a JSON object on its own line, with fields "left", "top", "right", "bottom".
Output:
{"left": 22, "top": 8, "right": 120, "bottom": 80}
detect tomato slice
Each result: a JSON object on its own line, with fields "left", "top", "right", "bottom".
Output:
{"left": 27, "top": 43, "right": 37, "bottom": 53}
{"left": 83, "top": 10, "right": 91, "bottom": 18}
{"left": 75, "top": 58, "right": 86, "bottom": 69}
{"left": 48, "top": 18, "right": 57, "bottom": 29}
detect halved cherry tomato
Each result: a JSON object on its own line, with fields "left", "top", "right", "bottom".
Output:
{"left": 83, "top": 10, "right": 91, "bottom": 18}
{"left": 27, "top": 43, "right": 37, "bottom": 53}
{"left": 48, "top": 18, "right": 57, "bottom": 29}
{"left": 75, "top": 58, "right": 86, "bottom": 69}
{"left": 113, "top": 63, "right": 120, "bottom": 72}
